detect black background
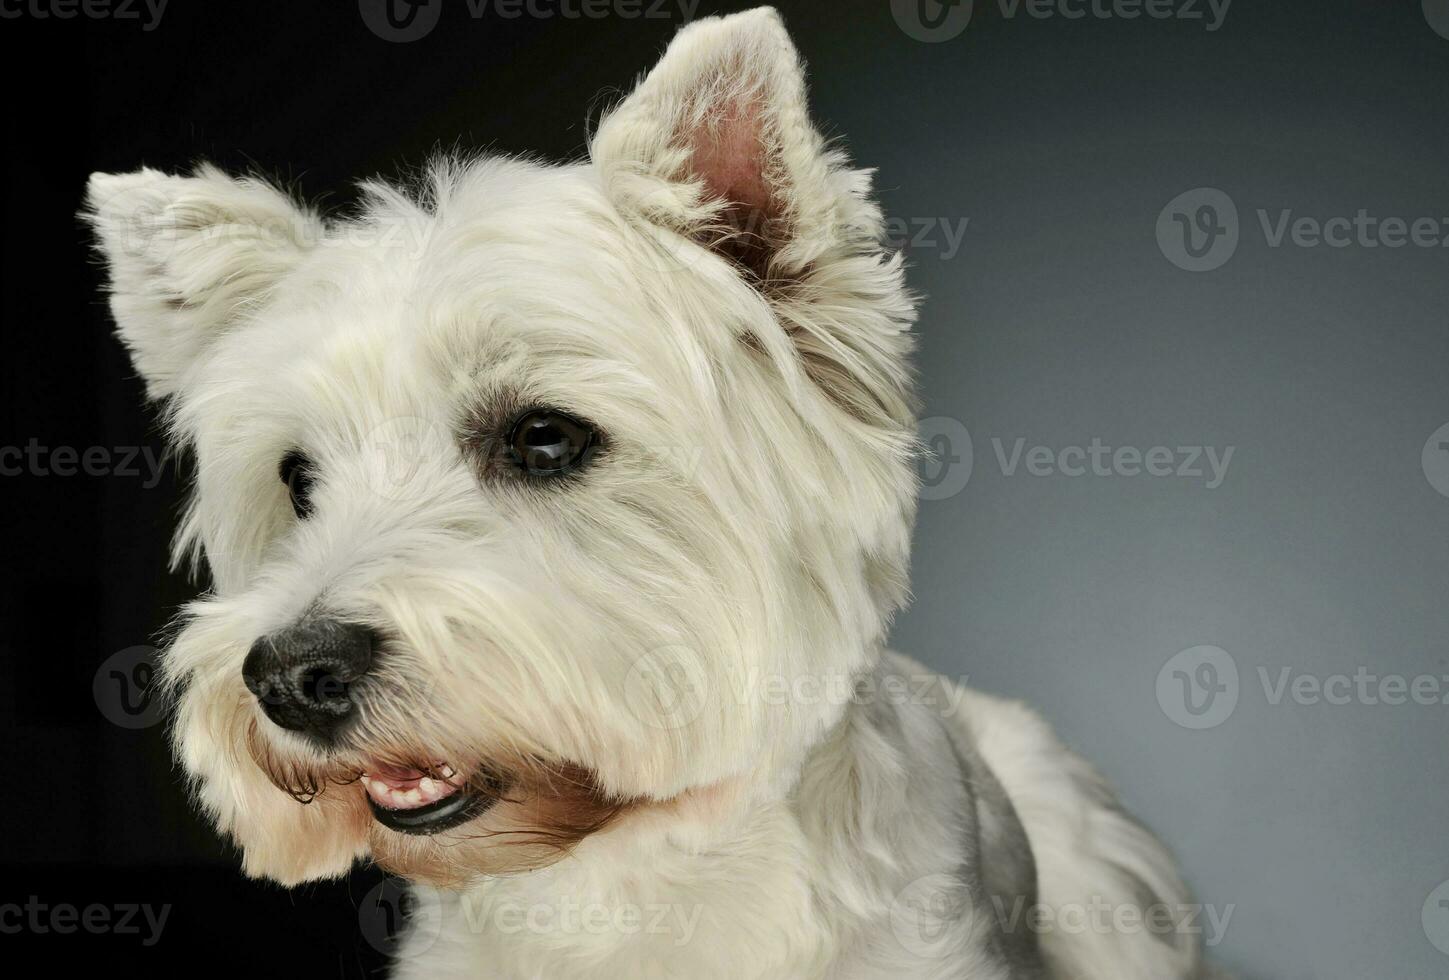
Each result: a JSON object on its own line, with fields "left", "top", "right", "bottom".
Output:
{"left": 3, "top": 1, "right": 786, "bottom": 971}
{"left": 3, "top": 0, "right": 1448, "bottom": 975}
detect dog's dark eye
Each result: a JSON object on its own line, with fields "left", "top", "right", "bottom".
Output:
{"left": 279, "top": 451, "right": 316, "bottom": 519}
{"left": 506, "top": 409, "right": 597, "bottom": 476}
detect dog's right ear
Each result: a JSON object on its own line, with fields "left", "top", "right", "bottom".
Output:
{"left": 83, "top": 166, "right": 322, "bottom": 401}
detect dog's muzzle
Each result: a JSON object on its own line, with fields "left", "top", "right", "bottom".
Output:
{"left": 242, "top": 616, "right": 376, "bottom": 743}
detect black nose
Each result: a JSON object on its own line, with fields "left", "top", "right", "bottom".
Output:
{"left": 242, "top": 618, "right": 376, "bottom": 742}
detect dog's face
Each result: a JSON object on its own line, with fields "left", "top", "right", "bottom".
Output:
{"left": 85, "top": 8, "right": 916, "bottom": 886}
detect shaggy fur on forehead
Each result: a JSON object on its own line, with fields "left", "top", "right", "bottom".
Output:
{"left": 98, "top": 147, "right": 918, "bottom": 589}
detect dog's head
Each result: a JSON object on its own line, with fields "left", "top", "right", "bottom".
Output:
{"left": 84, "top": 8, "right": 917, "bottom": 886}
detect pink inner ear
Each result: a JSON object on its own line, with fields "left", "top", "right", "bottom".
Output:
{"left": 689, "top": 95, "right": 774, "bottom": 222}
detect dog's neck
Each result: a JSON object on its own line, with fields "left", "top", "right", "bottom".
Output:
{"left": 391, "top": 657, "right": 1027, "bottom": 980}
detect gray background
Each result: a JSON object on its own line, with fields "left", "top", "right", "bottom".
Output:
{"left": 845, "top": 2, "right": 1449, "bottom": 979}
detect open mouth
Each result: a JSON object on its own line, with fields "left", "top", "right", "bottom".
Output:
{"left": 361, "top": 762, "right": 501, "bottom": 835}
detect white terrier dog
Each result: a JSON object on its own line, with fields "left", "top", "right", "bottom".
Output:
{"left": 85, "top": 8, "right": 1216, "bottom": 979}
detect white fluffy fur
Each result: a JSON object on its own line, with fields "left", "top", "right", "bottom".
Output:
{"left": 84, "top": 9, "right": 1214, "bottom": 978}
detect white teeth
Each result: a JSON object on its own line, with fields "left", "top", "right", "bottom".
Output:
{"left": 361, "top": 766, "right": 463, "bottom": 811}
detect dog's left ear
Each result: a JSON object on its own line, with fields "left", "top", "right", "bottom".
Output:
{"left": 591, "top": 6, "right": 875, "bottom": 281}
{"left": 591, "top": 7, "right": 914, "bottom": 426}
